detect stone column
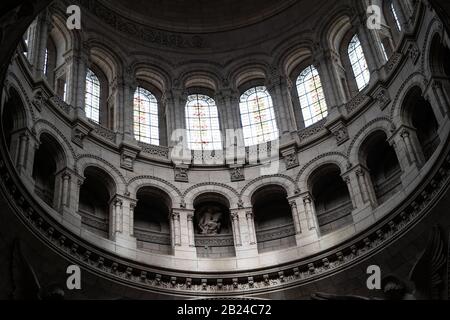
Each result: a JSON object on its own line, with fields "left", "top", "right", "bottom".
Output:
{"left": 110, "top": 71, "right": 137, "bottom": 142}
{"left": 230, "top": 211, "right": 242, "bottom": 247}
{"left": 187, "top": 212, "right": 195, "bottom": 247}
{"left": 55, "top": 169, "right": 82, "bottom": 229}
{"left": 171, "top": 211, "right": 181, "bottom": 247}
{"left": 16, "top": 130, "right": 30, "bottom": 176}
{"left": 289, "top": 200, "right": 302, "bottom": 236}
{"left": 266, "top": 69, "right": 294, "bottom": 136}
{"left": 172, "top": 209, "right": 196, "bottom": 258}
{"left": 303, "top": 195, "right": 317, "bottom": 233}
{"left": 64, "top": 45, "right": 89, "bottom": 116}
{"left": 313, "top": 47, "right": 343, "bottom": 108}
{"left": 111, "top": 196, "right": 137, "bottom": 248}
{"left": 355, "top": 166, "right": 377, "bottom": 207}
{"left": 389, "top": 126, "right": 422, "bottom": 186}
{"left": 245, "top": 211, "right": 257, "bottom": 246}
{"left": 291, "top": 193, "right": 320, "bottom": 244}
{"left": 110, "top": 197, "right": 123, "bottom": 240}
{"left": 400, "top": 127, "right": 425, "bottom": 166}
{"left": 129, "top": 201, "right": 136, "bottom": 237}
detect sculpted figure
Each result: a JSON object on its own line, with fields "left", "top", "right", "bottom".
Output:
{"left": 198, "top": 206, "right": 222, "bottom": 235}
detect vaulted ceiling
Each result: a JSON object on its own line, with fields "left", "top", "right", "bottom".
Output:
{"left": 101, "top": 0, "right": 301, "bottom": 33}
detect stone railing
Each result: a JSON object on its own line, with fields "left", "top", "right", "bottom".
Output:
{"left": 89, "top": 120, "right": 117, "bottom": 143}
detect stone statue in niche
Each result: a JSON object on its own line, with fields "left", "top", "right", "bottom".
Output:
{"left": 197, "top": 206, "right": 223, "bottom": 235}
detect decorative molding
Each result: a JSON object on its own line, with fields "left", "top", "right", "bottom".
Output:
{"left": 76, "top": 0, "right": 209, "bottom": 49}
{"left": 345, "top": 93, "right": 371, "bottom": 114}
{"left": 174, "top": 165, "right": 189, "bottom": 183}
{"left": 48, "top": 95, "right": 71, "bottom": 114}
{"left": 298, "top": 119, "right": 326, "bottom": 141}
{"left": 89, "top": 121, "right": 116, "bottom": 143}
{"left": 230, "top": 165, "right": 245, "bottom": 182}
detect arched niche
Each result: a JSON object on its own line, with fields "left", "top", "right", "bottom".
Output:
{"left": 32, "top": 132, "right": 66, "bottom": 208}
{"left": 309, "top": 164, "right": 353, "bottom": 235}
{"left": 1, "top": 87, "right": 28, "bottom": 150}
{"left": 193, "top": 193, "right": 235, "bottom": 258}
{"left": 78, "top": 166, "right": 116, "bottom": 239}
{"left": 403, "top": 87, "right": 440, "bottom": 163}
{"left": 134, "top": 187, "right": 172, "bottom": 255}
{"left": 359, "top": 130, "right": 402, "bottom": 205}
{"left": 429, "top": 33, "right": 450, "bottom": 78}
{"left": 251, "top": 185, "right": 296, "bottom": 253}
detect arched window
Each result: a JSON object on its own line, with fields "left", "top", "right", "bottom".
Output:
{"left": 296, "top": 65, "right": 328, "bottom": 127}
{"left": 85, "top": 69, "right": 101, "bottom": 123}
{"left": 134, "top": 87, "right": 160, "bottom": 145}
{"left": 348, "top": 35, "right": 370, "bottom": 91}
{"left": 185, "top": 94, "right": 222, "bottom": 151}
{"left": 391, "top": 2, "right": 402, "bottom": 31}
{"left": 239, "top": 86, "right": 278, "bottom": 146}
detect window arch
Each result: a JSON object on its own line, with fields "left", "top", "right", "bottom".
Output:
{"left": 134, "top": 87, "right": 160, "bottom": 146}
{"left": 85, "top": 69, "right": 101, "bottom": 123}
{"left": 348, "top": 35, "right": 370, "bottom": 91}
{"left": 185, "top": 94, "right": 222, "bottom": 151}
{"left": 239, "top": 86, "right": 279, "bottom": 146}
{"left": 296, "top": 65, "right": 328, "bottom": 127}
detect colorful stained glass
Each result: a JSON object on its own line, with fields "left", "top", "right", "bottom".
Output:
{"left": 85, "top": 69, "right": 101, "bottom": 123}
{"left": 297, "top": 65, "right": 328, "bottom": 127}
{"left": 348, "top": 35, "right": 370, "bottom": 91}
{"left": 134, "top": 87, "right": 160, "bottom": 146}
{"left": 185, "top": 94, "right": 222, "bottom": 151}
{"left": 239, "top": 86, "right": 279, "bottom": 147}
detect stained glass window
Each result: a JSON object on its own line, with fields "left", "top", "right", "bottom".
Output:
{"left": 185, "top": 94, "right": 222, "bottom": 151}
{"left": 85, "top": 69, "right": 101, "bottom": 123}
{"left": 297, "top": 65, "right": 328, "bottom": 127}
{"left": 134, "top": 87, "right": 160, "bottom": 146}
{"left": 391, "top": 2, "right": 402, "bottom": 31}
{"left": 239, "top": 86, "right": 279, "bottom": 147}
{"left": 348, "top": 35, "right": 370, "bottom": 91}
